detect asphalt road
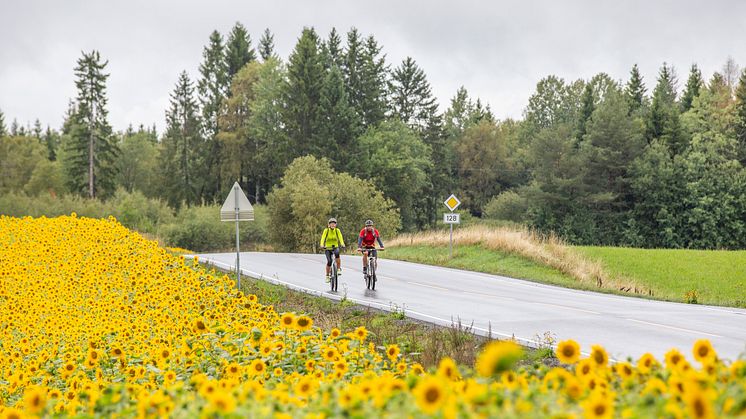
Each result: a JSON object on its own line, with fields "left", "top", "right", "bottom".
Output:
{"left": 192, "top": 251, "right": 746, "bottom": 362}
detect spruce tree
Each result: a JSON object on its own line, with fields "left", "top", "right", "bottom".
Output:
{"left": 647, "top": 63, "right": 685, "bottom": 153}
{"left": 624, "top": 64, "right": 647, "bottom": 113}
{"left": 0, "top": 109, "right": 6, "bottom": 137}
{"left": 283, "top": 27, "right": 324, "bottom": 157}
{"left": 258, "top": 28, "right": 275, "bottom": 61}
{"left": 358, "top": 35, "right": 388, "bottom": 127}
{"left": 323, "top": 28, "right": 345, "bottom": 70}
{"left": 317, "top": 65, "right": 361, "bottom": 172}
{"left": 225, "top": 22, "right": 256, "bottom": 80}
{"left": 577, "top": 83, "right": 595, "bottom": 140}
{"left": 734, "top": 69, "right": 746, "bottom": 164}
{"left": 389, "top": 57, "right": 438, "bottom": 130}
{"left": 681, "top": 64, "right": 703, "bottom": 112}
{"left": 64, "top": 50, "right": 119, "bottom": 198}
{"left": 32, "top": 119, "right": 42, "bottom": 139}
{"left": 44, "top": 126, "right": 59, "bottom": 161}
{"left": 160, "top": 71, "right": 204, "bottom": 209}
{"left": 198, "top": 30, "right": 230, "bottom": 201}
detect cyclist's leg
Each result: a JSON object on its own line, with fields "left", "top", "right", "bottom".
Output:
{"left": 371, "top": 249, "right": 378, "bottom": 271}
{"left": 325, "top": 250, "right": 332, "bottom": 276}
{"left": 334, "top": 247, "right": 342, "bottom": 272}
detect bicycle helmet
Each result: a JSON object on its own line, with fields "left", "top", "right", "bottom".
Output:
{"left": 365, "top": 219, "right": 374, "bottom": 226}
{"left": 328, "top": 217, "right": 337, "bottom": 224}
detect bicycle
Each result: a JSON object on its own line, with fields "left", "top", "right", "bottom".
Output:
{"left": 322, "top": 245, "right": 342, "bottom": 292}
{"left": 359, "top": 247, "right": 383, "bottom": 290}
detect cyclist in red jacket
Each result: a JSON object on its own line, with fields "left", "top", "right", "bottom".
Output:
{"left": 357, "top": 219, "right": 384, "bottom": 275}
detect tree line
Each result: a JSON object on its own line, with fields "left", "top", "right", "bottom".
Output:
{"left": 2, "top": 23, "right": 746, "bottom": 249}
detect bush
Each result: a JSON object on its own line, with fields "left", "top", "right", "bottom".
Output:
{"left": 109, "top": 189, "right": 175, "bottom": 235}
{"left": 162, "top": 204, "right": 269, "bottom": 252}
{"left": 268, "top": 156, "right": 401, "bottom": 252}
{"left": 483, "top": 190, "right": 529, "bottom": 223}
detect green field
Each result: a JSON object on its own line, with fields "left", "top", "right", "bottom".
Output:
{"left": 385, "top": 245, "right": 746, "bottom": 308}
{"left": 575, "top": 246, "right": 746, "bottom": 307}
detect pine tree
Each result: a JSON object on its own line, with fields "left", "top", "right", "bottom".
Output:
{"left": 624, "top": 64, "right": 647, "bottom": 113}
{"left": 225, "top": 22, "right": 256, "bottom": 80}
{"left": 283, "top": 27, "right": 324, "bottom": 157}
{"left": 389, "top": 57, "right": 438, "bottom": 130}
{"left": 64, "top": 50, "right": 119, "bottom": 198}
{"left": 258, "top": 28, "right": 275, "bottom": 61}
{"left": 0, "top": 109, "right": 6, "bottom": 137}
{"left": 160, "top": 71, "right": 204, "bottom": 209}
{"left": 734, "top": 69, "right": 746, "bottom": 164}
{"left": 10, "top": 119, "right": 19, "bottom": 136}
{"left": 681, "top": 64, "right": 703, "bottom": 112}
{"left": 316, "top": 65, "right": 361, "bottom": 171}
{"left": 198, "top": 30, "right": 230, "bottom": 201}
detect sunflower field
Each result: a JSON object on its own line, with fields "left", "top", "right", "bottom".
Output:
{"left": 1, "top": 215, "right": 745, "bottom": 418}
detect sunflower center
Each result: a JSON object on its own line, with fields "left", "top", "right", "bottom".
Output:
{"left": 425, "top": 387, "right": 441, "bottom": 403}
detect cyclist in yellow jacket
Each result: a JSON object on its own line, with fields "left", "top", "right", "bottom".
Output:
{"left": 320, "top": 218, "right": 345, "bottom": 282}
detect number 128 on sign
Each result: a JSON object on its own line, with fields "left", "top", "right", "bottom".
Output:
{"left": 443, "top": 213, "right": 460, "bottom": 224}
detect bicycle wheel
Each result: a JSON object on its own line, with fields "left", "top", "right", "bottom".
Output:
{"left": 331, "top": 262, "right": 338, "bottom": 292}
{"left": 370, "top": 259, "right": 376, "bottom": 291}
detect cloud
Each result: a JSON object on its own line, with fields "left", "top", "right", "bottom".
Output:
{"left": 1, "top": 0, "right": 745, "bottom": 132}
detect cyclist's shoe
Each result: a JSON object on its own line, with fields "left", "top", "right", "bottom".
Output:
{"left": 325, "top": 275, "right": 331, "bottom": 283}
{"left": 338, "top": 268, "right": 342, "bottom": 276}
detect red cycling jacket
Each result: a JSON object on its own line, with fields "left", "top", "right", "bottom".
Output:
{"left": 358, "top": 228, "right": 383, "bottom": 248}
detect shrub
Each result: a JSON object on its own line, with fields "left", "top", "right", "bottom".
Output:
{"left": 162, "top": 204, "right": 269, "bottom": 252}
{"left": 268, "top": 156, "right": 400, "bottom": 252}
{"left": 483, "top": 190, "right": 528, "bottom": 223}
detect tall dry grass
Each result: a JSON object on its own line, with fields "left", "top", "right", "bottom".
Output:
{"left": 389, "top": 225, "right": 648, "bottom": 295}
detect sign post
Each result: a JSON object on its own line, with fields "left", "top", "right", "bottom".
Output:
{"left": 443, "top": 194, "right": 461, "bottom": 258}
{"left": 221, "top": 182, "right": 254, "bottom": 289}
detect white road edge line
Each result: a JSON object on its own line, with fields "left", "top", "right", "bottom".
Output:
{"left": 626, "top": 319, "right": 723, "bottom": 338}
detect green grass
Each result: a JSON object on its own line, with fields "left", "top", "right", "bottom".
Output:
{"left": 383, "top": 245, "right": 581, "bottom": 288}
{"left": 384, "top": 244, "right": 746, "bottom": 308}
{"left": 575, "top": 246, "right": 746, "bottom": 308}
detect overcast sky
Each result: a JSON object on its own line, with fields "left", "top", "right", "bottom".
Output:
{"left": 2, "top": 0, "right": 746, "bottom": 133}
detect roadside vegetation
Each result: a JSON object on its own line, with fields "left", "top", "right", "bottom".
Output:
{"left": 386, "top": 225, "right": 746, "bottom": 308}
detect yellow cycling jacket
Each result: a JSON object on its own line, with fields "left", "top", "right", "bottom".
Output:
{"left": 320, "top": 227, "right": 345, "bottom": 248}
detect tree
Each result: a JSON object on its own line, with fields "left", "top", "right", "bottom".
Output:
{"left": 0, "top": 135, "right": 47, "bottom": 194}
{"left": 198, "top": 30, "right": 230, "bottom": 202}
{"left": 734, "top": 69, "right": 746, "bottom": 164}
{"left": 624, "top": 64, "right": 647, "bottom": 113}
{"left": 160, "top": 71, "right": 204, "bottom": 209}
{"left": 680, "top": 64, "right": 703, "bottom": 112}
{"left": 524, "top": 76, "right": 582, "bottom": 130}
{"left": 350, "top": 120, "right": 432, "bottom": 229}
{"left": 218, "top": 61, "right": 262, "bottom": 198}
{"left": 267, "top": 156, "right": 400, "bottom": 251}
{"left": 258, "top": 28, "right": 275, "bottom": 61}
{"left": 455, "top": 120, "right": 517, "bottom": 214}
{"left": 43, "top": 126, "right": 60, "bottom": 161}
{"left": 579, "top": 89, "right": 645, "bottom": 241}
{"left": 0, "top": 109, "right": 6, "bottom": 137}
{"left": 343, "top": 29, "right": 387, "bottom": 128}
{"left": 64, "top": 50, "right": 119, "bottom": 198}
{"left": 389, "top": 57, "right": 438, "bottom": 130}
{"left": 722, "top": 56, "right": 740, "bottom": 94}
{"left": 225, "top": 22, "right": 256, "bottom": 80}
{"left": 316, "top": 65, "right": 361, "bottom": 172}
{"left": 322, "top": 28, "right": 345, "bottom": 70}
{"left": 647, "top": 63, "right": 685, "bottom": 153}
{"left": 283, "top": 27, "right": 324, "bottom": 157}
{"left": 247, "top": 58, "right": 291, "bottom": 201}
{"left": 116, "top": 128, "right": 159, "bottom": 196}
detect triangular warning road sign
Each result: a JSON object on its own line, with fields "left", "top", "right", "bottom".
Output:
{"left": 221, "top": 182, "right": 254, "bottom": 221}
